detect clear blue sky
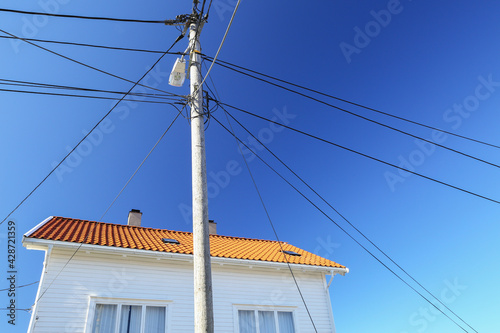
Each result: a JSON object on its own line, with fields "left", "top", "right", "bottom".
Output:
{"left": 1, "top": 1, "right": 499, "bottom": 332}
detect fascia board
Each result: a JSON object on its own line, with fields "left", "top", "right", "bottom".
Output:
{"left": 23, "top": 238, "right": 348, "bottom": 275}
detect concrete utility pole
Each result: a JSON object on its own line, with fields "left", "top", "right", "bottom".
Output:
{"left": 189, "top": 16, "right": 215, "bottom": 333}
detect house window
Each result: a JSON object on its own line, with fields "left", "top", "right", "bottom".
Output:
{"left": 91, "top": 302, "right": 167, "bottom": 333}
{"left": 238, "top": 309, "right": 296, "bottom": 333}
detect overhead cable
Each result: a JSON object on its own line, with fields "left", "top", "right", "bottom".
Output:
{"left": 219, "top": 104, "right": 479, "bottom": 333}
{"left": 211, "top": 60, "right": 500, "bottom": 169}
{"left": 34, "top": 107, "right": 184, "bottom": 306}
{"left": 0, "top": 28, "right": 185, "bottom": 98}
{"left": 99, "top": 106, "right": 185, "bottom": 221}
{"left": 220, "top": 102, "right": 500, "bottom": 206}
{"left": 0, "top": 31, "right": 186, "bottom": 227}
{"left": 0, "top": 78, "right": 181, "bottom": 101}
{"left": 210, "top": 113, "right": 470, "bottom": 333}
{"left": 194, "top": 0, "right": 241, "bottom": 94}
{"left": 219, "top": 98, "right": 318, "bottom": 333}
{"left": 206, "top": 55, "right": 500, "bottom": 151}
{"left": 0, "top": 281, "right": 39, "bottom": 292}
{"left": 0, "top": 8, "right": 188, "bottom": 25}
{"left": 0, "top": 87, "right": 181, "bottom": 105}
{"left": 0, "top": 35, "right": 166, "bottom": 54}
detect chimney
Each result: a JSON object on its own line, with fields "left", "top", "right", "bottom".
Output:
{"left": 208, "top": 220, "right": 217, "bottom": 235}
{"left": 128, "top": 209, "right": 142, "bottom": 227}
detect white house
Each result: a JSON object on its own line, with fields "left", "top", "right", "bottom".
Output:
{"left": 23, "top": 211, "right": 348, "bottom": 333}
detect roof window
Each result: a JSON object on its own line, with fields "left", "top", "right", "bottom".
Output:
{"left": 282, "top": 250, "right": 301, "bottom": 256}
{"left": 162, "top": 238, "right": 180, "bottom": 244}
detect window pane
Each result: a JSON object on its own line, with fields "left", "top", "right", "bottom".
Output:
{"left": 277, "top": 312, "right": 295, "bottom": 333}
{"left": 92, "top": 304, "right": 117, "bottom": 333}
{"left": 238, "top": 310, "right": 256, "bottom": 333}
{"left": 258, "top": 311, "right": 276, "bottom": 333}
{"left": 119, "top": 305, "right": 142, "bottom": 333}
{"left": 145, "top": 306, "right": 166, "bottom": 333}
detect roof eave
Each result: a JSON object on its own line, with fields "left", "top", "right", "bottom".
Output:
{"left": 23, "top": 237, "right": 348, "bottom": 274}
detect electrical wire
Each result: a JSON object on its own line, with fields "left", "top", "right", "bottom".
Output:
{"left": 223, "top": 115, "right": 319, "bottom": 333}
{"left": 204, "top": 0, "right": 214, "bottom": 19}
{"left": 206, "top": 76, "right": 485, "bottom": 332}
{"left": 219, "top": 104, "right": 479, "bottom": 333}
{"left": 205, "top": 55, "right": 500, "bottom": 150}
{"left": 212, "top": 80, "right": 318, "bottom": 332}
{"left": 207, "top": 56, "right": 500, "bottom": 155}
{"left": 0, "top": 308, "right": 31, "bottom": 312}
{"left": 0, "top": 87, "right": 181, "bottom": 105}
{"left": 0, "top": 28, "right": 186, "bottom": 99}
{"left": 0, "top": 34, "right": 167, "bottom": 54}
{"left": 0, "top": 78, "right": 182, "bottom": 101}
{"left": 32, "top": 107, "right": 184, "bottom": 309}
{"left": 99, "top": 105, "right": 185, "bottom": 221}
{"left": 200, "top": 0, "right": 207, "bottom": 17}
{"left": 210, "top": 113, "right": 471, "bottom": 333}
{"left": 0, "top": 281, "right": 39, "bottom": 292}
{"left": 0, "top": 7, "right": 168, "bottom": 24}
{"left": 0, "top": 32, "right": 186, "bottom": 227}
{"left": 193, "top": 0, "right": 241, "bottom": 95}
{"left": 220, "top": 101, "right": 500, "bottom": 206}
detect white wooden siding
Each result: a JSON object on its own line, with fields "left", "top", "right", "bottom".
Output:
{"left": 29, "top": 247, "right": 336, "bottom": 333}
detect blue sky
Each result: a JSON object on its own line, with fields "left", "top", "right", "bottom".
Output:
{"left": 1, "top": 0, "right": 499, "bottom": 332}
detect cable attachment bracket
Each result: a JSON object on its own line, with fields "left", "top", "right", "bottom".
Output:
{"left": 164, "top": 14, "right": 191, "bottom": 26}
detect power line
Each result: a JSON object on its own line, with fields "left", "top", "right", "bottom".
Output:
{"left": 0, "top": 78, "right": 181, "bottom": 101}
{"left": 210, "top": 113, "right": 471, "bottom": 333}
{"left": 226, "top": 120, "right": 319, "bottom": 333}
{"left": 0, "top": 308, "right": 31, "bottom": 312}
{"left": 194, "top": 0, "right": 241, "bottom": 95}
{"left": 0, "top": 87, "right": 181, "bottom": 105}
{"left": 0, "top": 34, "right": 167, "bottom": 54}
{"left": 219, "top": 104, "right": 479, "bottom": 333}
{"left": 205, "top": 55, "right": 500, "bottom": 150}
{"left": 210, "top": 61, "right": 500, "bottom": 170}
{"left": 204, "top": 0, "right": 214, "bottom": 19}
{"left": 220, "top": 101, "right": 500, "bottom": 206}
{"left": 0, "top": 281, "right": 39, "bottom": 292}
{"left": 99, "top": 105, "right": 185, "bottom": 221}
{"left": 0, "top": 31, "right": 186, "bottom": 227}
{"left": 211, "top": 79, "right": 318, "bottom": 332}
{"left": 0, "top": 7, "right": 186, "bottom": 24}
{"left": 199, "top": 0, "right": 208, "bottom": 17}
{"left": 33, "top": 107, "right": 184, "bottom": 307}
{"left": 0, "top": 28, "right": 186, "bottom": 99}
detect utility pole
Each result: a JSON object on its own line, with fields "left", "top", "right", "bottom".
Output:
{"left": 189, "top": 14, "right": 215, "bottom": 333}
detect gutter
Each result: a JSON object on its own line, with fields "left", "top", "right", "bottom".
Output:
{"left": 326, "top": 267, "right": 350, "bottom": 289}
{"left": 23, "top": 238, "right": 349, "bottom": 275}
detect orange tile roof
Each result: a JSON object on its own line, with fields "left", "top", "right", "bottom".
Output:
{"left": 25, "top": 216, "right": 345, "bottom": 269}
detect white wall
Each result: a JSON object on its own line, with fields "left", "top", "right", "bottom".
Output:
{"left": 29, "top": 246, "right": 335, "bottom": 332}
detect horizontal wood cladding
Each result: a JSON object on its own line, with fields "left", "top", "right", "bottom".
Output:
{"left": 30, "top": 247, "right": 335, "bottom": 332}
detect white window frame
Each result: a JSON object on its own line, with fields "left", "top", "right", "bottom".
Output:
{"left": 85, "top": 297, "right": 172, "bottom": 333}
{"left": 233, "top": 304, "right": 299, "bottom": 333}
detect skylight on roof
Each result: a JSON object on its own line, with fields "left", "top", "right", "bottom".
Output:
{"left": 162, "top": 238, "right": 180, "bottom": 244}
{"left": 282, "top": 250, "right": 301, "bottom": 257}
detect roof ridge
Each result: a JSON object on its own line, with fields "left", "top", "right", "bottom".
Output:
{"left": 49, "top": 216, "right": 285, "bottom": 243}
